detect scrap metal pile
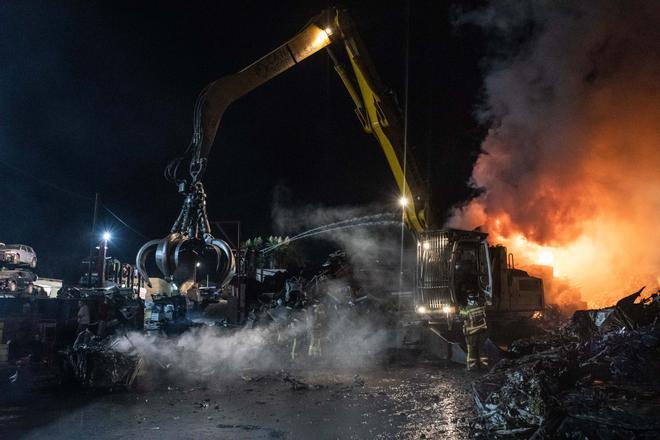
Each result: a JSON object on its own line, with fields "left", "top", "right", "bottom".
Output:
{"left": 62, "top": 330, "right": 142, "bottom": 389}
{"left": 56, "top": 287, "right": 145, "bottom": 388}
{"left": 245, "top": 250, "right": 394, "bottom": 361}
{"left": 57, "top": 286, "right": 144, "bottom": 331}
{"left": 472, "top": 288, "right": 660, "bottom": 438}
{"left": 251, "top": 250, "right": 391, "bottom": 316}
{"left": 271, "top": 249, "right": 397, "bottom": 303}
{"left": 0, "top": 269, "right": 38, "bottom": 295}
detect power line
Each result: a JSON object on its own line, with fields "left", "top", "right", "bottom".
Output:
{"left": 101, "top": 203, "right": 148, "bottom": 239}
{"left": 0, "top": 155, "right": 148, "bottom": 239}
{"left": 0, "top": 156, "right": 92, "bottom": 201}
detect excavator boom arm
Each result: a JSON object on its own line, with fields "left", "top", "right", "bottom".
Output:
{"left": 179, "top": 8, "right": 427, "bottom": 234}
{"left": 330, "top": 11, "right": 427, "bottom": 234}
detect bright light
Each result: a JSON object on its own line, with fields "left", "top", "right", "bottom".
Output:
{"left": 442, "top": 305, "right": 455, "bottom": 314}
{"left": 324, "top": 27, "right": 333, "bottom": 36}
{"left": 399, "top": 196, "right": 409, "bottom": 207}
{"left": 422, "top": 241, "right": 431, "bottom": 250}
{"left": 196, "top": 262, "right": 201, "bottom": 268}
{"left": 102, "top": 232, "right": 111, "bottom": 241}
{"left": 537, "top": 249, "right": 554, "bottom": 265}
{"left": 416, "top": 305, "right": 427, "bottom": 314}
{"left": 313, "top": 29, "right": 330, "bottom": 48}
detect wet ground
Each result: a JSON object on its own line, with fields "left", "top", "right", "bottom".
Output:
{"left": 1, "top": 361, "right": 478, "bottom": 439}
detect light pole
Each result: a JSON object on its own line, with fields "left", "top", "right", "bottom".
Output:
{"left": 96, "top": 232, "right": 111, "bottom": 287}
{"left": 87, "top": 193, "right": 99, "bottom": 287}
{"left": 194, "top": 261, "right": 201, "bottom": 286}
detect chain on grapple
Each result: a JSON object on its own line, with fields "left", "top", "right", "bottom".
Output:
{"left": 136, "top": 182, "right": 235, "bottom": 288}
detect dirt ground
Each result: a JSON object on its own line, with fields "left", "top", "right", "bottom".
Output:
{"left": 0, "top": 361, "right": 479, "bottom": 439}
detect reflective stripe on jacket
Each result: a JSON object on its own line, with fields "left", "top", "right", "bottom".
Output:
{"left": 462, "top": 305, "right": 487, "bottom": 335}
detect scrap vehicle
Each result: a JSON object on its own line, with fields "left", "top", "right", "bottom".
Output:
{"left": 0, "top": 244, "right": 37, "bottom": 269}
{"left": 0, "top": 269, "right": 38, "bottom": 294}
{"left": 137, "top": 7, "right": 544, "bottom": 353}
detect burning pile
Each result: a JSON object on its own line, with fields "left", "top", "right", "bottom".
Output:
{"left": 472, "top": 288, "right": 660, "bottom": 438}
{"left": 450, "top": 0, "right": 660, "bottom": 308}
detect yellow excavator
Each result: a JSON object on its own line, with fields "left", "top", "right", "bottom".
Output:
{"left": 137, "top": 7, "right": 544, "bottom": 353}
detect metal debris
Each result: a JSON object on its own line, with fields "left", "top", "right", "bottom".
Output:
{"left": 281, "top": 371, "right": 324, "bottom": 391}
{"left": 62, "top": 331, "right": 142, "bottom": 389}
{"left": 472, "top": 288, "right": 660, "bottom": 438}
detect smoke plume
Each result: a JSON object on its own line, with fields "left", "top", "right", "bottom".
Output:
{"left": 116, "top": 305, "right": 390, "bottom": 381}
{"left": 449, "top": 0, "right": 660, "bottom": 307}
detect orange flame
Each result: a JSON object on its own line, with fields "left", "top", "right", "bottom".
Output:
{"left": 449, "top": 1, "right": 660, "bottom": 309}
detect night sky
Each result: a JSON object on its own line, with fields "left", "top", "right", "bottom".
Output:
{"left": 0, "top": 1, "right": 486, "bottom": 280}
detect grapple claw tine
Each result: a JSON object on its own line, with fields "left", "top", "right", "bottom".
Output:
{"left": 155, "top": 233, "right": 181, "bottom": 279}
{"left": 136, "top": 183, "right": 236, "bottom": 290}
{"left": 206, "top": 235, "right": 236, "bottom": 288}
{"left": 135, "top": 238, "right": 162, "bottom": 288}
{"left": 172, "top": 238, "right": 187, "bottom": 271}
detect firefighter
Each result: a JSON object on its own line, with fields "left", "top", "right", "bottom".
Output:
{"left": 460, "top": 291, "right": 488, "bottom": 371}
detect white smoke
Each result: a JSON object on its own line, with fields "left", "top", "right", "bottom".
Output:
{"left": 114, "top": 302, "right": 391, "bottom": 381}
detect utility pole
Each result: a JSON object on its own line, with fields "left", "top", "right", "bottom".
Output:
{"left": 87, "top": 193, "right": 99, "bottom": 287}
{"left": 97, "top": 233, "right": 109, "bottom": 287}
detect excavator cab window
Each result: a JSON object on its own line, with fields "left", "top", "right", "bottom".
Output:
{"left": 453, "top": 241, "right": 479, "bottom": 306}
{"left": 477, "top": 241, "right": 492, "bottom": 304}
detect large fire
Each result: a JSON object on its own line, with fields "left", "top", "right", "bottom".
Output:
{"left": 463, "top": 208, "right": 660, "bottom": 308}
{"left": 450, "top": 0, "right": 660, "bottom": 309}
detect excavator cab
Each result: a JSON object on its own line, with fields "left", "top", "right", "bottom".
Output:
{"left": 415, "top": 229, "right": 492, "bottom": 318}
